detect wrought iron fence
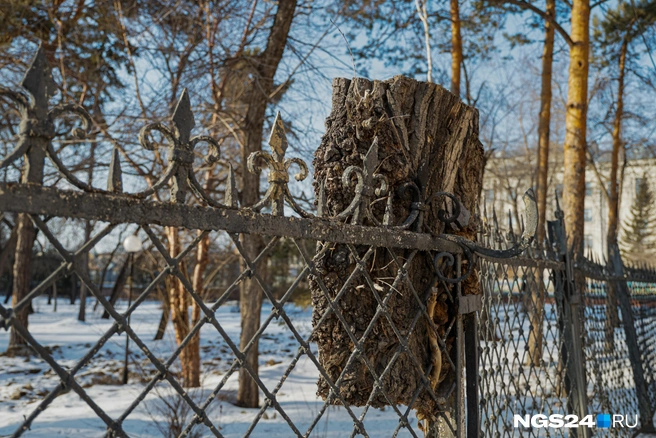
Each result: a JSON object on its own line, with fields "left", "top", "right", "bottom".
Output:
{"left": 477, "top": 207, "right": 656, "bottom": 437}
{"left": 0, "top": 46, "right": 654, "bottom": 438}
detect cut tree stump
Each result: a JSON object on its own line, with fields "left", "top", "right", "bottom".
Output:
{"left": 310, "top": 76, "right": 484, "bottom": 424}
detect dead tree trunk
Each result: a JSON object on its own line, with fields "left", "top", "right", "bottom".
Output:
{"left": 311, "top": 76, "right": 484, "bottom": 428}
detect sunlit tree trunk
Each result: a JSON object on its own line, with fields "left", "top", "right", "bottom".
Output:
{"left": 187, "top": 171, "right": 213, "bottom": 388}
{"left": 528, "top": 0, "right": 555, "bottom": 367}
{"left": 563, "top": 0, "right": 590, "bottom": 255}
{"left": 535, "top": 0, "right": 555, "bottom": 243}
{"left": 168, "top": 227, "right": 194, "bottom": 387}
{"left": 450, "top": 0, "right": 462, "bottom": 96}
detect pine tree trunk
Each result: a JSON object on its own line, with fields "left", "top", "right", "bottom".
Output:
{"left": 563, "top": 0, "right": 590, "bottom": 255}
{"left": 535, "top": 0, "right": 555, "bottom": 244}
{"left": 605, "top": 38, "right": 628, "bottom": 341}
{"left": 450, "top": 0, "right": 463, "bottom": 96}
{"left": 188, "top": 230, "right": 211, "bottom": 388}
{"left": 311, "top": 76, "right": 484, "bottom": 426}
{"left": 528, "top": 0, "right": 555, "bottom": 367}
{"left": 167, "top": 226, "right": 195, "bottom": 387}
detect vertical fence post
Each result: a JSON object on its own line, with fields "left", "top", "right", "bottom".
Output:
{"left": 453, "top": 251, "right": 481, "bottom": 438}
{"left": 5, "top": 44, "right": 55, "bottom": 353}
{"left": 609, "top": 244, "right": 655, "bottom": 432}
{"left": 548, "top": 207, "right": 589, "bottom": 438}
{"left": 463, "top": 308, "right": 480, "bottom": 438}
{"left": 455, "top": 253, "right": 466, "bottom": 438}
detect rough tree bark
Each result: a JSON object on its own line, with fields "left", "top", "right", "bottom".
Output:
{"left": 310, "top": 76, "right": 484, "bottom": 429}
{"left": 528, "top": 0, "right": 555, "bottom": 367}
{"left": 563, "top": 0, "right": 590, "bottom": 256}
{"left": 236, "top": 0, "right": 297, "bottom": 408}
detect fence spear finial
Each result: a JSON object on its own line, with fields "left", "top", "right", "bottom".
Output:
{"left": 22, "top": 43, "right": 56, "bottom": 116}
{"left": 225, "top": 163, "right": 239, "bottom": 208}
{"left": 172, "top": 89, "right": 194, "bottom": 144}
{"left": 107, "top": 147, "right": 123, "bottom": 193}
{"left": 492, "top": 205, "right": 499, "bottom": 233}
{"left": 268, "top": 111, "right": 288, "bottom": 162}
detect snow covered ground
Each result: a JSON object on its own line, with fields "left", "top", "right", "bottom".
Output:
{"left": 0, "top": 296, "right": 421, "bottom": 437}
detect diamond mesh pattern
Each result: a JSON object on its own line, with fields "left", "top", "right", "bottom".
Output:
{"left": 581, "top": 278, "right": 639, "bottom": 438}
{"left": 476, "top": 228, "right": 569, "bottom": 438}
{"left": 0, "top": 214, "right": 462, "bottom": 437}
{"left": 629, "top": 282, "right": 656, "bottom": 408}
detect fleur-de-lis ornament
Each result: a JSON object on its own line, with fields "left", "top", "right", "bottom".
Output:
{"left": 247, "top": 112, "right": 309, "bottom": 216}
{"left": 337, "top": 137, "right": 388, "bottom": 225}
{"left": 0, "top": 44, "right": 91, "bottom": 184}
{"left": 139, "top": 89, "right": 222, "bottom": 205}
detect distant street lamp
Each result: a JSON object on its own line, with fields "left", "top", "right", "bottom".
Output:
{"left": 122, "top": 235, "right": 142, "bottom": 385}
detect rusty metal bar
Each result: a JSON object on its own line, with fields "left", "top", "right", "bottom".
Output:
{"left": 0, "top": 184, "right": 465, "bottom": 253}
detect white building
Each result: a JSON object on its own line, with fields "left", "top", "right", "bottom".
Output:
{"left": 482, "top": 154, "right": 656, "bottom": 258}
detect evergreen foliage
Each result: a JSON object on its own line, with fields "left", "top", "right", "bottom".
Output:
{"left": 620, "top": 174, "right": 656, "bottom": 263}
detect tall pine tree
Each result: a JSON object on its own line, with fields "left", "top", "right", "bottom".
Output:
{"left": 621, "top": 174, "right": 656, "bottom": 264}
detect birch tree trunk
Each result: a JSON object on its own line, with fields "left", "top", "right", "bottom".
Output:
{"left": 311, "top": 76, "right": 484, "bottom": 429}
